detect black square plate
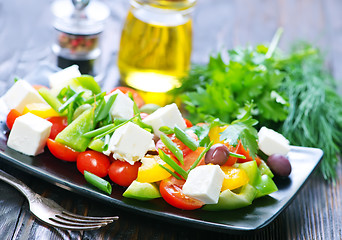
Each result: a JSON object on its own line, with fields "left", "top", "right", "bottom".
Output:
{"left": 0, "top": 111, "right": 323, "bottom": 233}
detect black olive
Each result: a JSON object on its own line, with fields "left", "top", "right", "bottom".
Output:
{"left": 267, "top": 154, "right": 292, "bottom": 177}
{"left": 205, "top": 143, "right": 230, "bottom": 166}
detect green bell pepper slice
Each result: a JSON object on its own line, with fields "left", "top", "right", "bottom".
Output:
{"left": 258, "top": 160, "right": 274, "bottom": 178}
{"left": 71, "top": 75, "right": 101, "bottom": 94}
{"left": 88, "top": 138, "right": 105, "bottom": 152}
{"left": 203, "top": 184, "right": 257, "bottom": 211}
{"left": 238, "top": 160, "right": 260, "bottom": 186}
{"left": 254, "top": 174, "right": 278, "bottom": 199}
{"left": 38, "top": 88, "right": 66, "bottom": 115}
{"left": 55, "top": 108, "right": 94, "bottom": 152}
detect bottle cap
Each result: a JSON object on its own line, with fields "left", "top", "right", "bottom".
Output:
{"left": 52, "top": 0, "right": 110, "bottom": 35}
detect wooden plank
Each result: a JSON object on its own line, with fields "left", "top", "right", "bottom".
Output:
{"left": 0, "top": 162, "right": 33, "bottom": 240}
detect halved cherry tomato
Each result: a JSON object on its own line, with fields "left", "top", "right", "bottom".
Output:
{"left": 159, "top": 176, "right": 204, "bottom": 210}
{"left": 181, "top": 147, "right": 206, "bottom": 171}
{"left": 46, "top": 116, "right": 68, "bottom": 140}
{"left": 184, "top": 118, "right": 193, "bottom": 128}
{"left": 155, "top": 131, "right": 198, "bottom": 160}
{"left": 235, "top": 141, "right": 261, "bottom": 166}
{"left": 6, "top": 109, "right": 22, "bottom": 130}
{"left": 108, "top": 159, "right": 141, "bottom": 187}
{"left": 47, "top": 139, "right": 80, "bottom": 162}
{"left": 223, "top": 143, "right": 239, "bottom": 166}
{"left": 77, "top": 150, "right": 110, "bottom": 177}
{"left": 108, "top": 86, "right": 145, "bottom": 108}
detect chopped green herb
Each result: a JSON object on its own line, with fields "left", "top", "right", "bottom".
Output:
{"left": 95, "top": 93, "right": 117, "bottom": 122}
{"left": 84, "top": 92, "right": 106, "bottom": 104}
{"left": 83, "top": 123, "right": 115, "bottom": 138}
{"left": 159, "top": 126, "right": 175, "bottom": 135}
{"left": 158, "top": 149, "right": 188, "bottom": 180}
{"left": 94, "top": 114, "right": 138, "bottom": 140}
{"left": 58, "top": 91, "right": 84, "bottom": 113}
{"left": 160, "top": 134, "right": 184, "bottom": 165}
{"left": 174, "top": 126, "right": 198, "bottom": 151}
{"left": 188, "top": 141, "right": 213, "bottom": 172}
{"left": 84, "top": 171, "right": 112, "bottom": 194}
{"left": 158, "top": 164, "right": 182, "bottom": 180}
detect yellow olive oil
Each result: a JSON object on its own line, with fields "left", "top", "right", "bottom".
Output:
{"left": 117, "top": 1, "right": 194, "bottom": 106}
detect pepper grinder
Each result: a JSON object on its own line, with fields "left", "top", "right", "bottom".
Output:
{"left": 52, "top": 0, "right": 109, "bottom": 75}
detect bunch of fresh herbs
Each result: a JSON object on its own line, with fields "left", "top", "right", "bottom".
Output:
{"left": 174, "top": 30, "right": 342, "bottom": 180}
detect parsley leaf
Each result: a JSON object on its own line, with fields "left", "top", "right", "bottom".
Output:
{"left": 219, "top": 105, "right": 259, "bottom": 159}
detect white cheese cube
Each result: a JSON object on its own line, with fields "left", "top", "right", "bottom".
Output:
{"left": 182, "top": 165, "right": 225, "bottom": 204}
{"left": 48, "top": 65, "right": 81, "bottom": 95}
{"left": 1, "top": 80, "right": 46, "bottom": 113}
{"left": 142, "top": 103, "right": 186, "bottom": 137}
{"left": 106, "top": 89, "right": 134, "bottom": 120}
{"left": 258, "top": 126, "right": 290, "bottom": 156}
{"left": 7, "top": 113, "right": 52, "bottom": 156}
{"left": 109, "top": 122, "right": 153, "bottom": 164}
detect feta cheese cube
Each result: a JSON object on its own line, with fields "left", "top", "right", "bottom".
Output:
{"left": 7, "top": 113, "right": 52, "bottom": 156}
{"left": 182, "top": 165, "right": 225, "bottom": 204}
{"left": 258, "top": 126, "right": 290, "bottom": 156}
{"left": 142, "top": 103, "right": 186, "bottom": 137}
{"left": 1, "top": 80, "right": 46, "bottom": 113}
{"left": 48, "top": 65, "right": 81, "bottom": 95}
{"left": 109, "top": 122, "right": 153, "bottom": 164}
{"left": 106, "top": 89, "right": 134, "bottom": 120}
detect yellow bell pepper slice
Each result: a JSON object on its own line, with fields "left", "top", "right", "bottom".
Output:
{"left": 209, "top": 125, "right": 228, "bottom": 144}
{"left": 137, "top": 155, "right": 174, "bottom": 183}
{"left": 23, "top": 103, "right": 60, "bottom": 119}
{"left": 221, "top": 166, "right": 249, "bottom": 191}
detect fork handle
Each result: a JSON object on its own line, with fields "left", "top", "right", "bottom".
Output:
{"left": 0, "top": 169, "right": 36, "bottom": 201}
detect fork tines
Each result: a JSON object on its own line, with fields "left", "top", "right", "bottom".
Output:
{"left": 49, "top": 211, "right": 119, "bottom": 231}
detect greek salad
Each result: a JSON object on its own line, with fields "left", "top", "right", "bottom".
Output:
{"left": 0, "top": 65, "right": 292, "bottom": 211}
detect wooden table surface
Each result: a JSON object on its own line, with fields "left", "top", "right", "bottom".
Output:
{"left": 0, "top": 0, "right": 341, "bottom": 239}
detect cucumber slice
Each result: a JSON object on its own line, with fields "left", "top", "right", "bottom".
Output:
{"left": 123, "top": 181, "right": 161, "bottom": 201}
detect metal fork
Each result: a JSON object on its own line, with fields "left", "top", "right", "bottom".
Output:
{"left": 0, "top": 169, "right": 118, "bottom": 231}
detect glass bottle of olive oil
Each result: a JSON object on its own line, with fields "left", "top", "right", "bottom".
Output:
{"left": 117, "top": 0, "right": 196, "bottom": 106}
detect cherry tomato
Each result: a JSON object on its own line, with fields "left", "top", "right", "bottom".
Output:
{"left": 155, "top": 131, "right": 198, "bottom": 160}
{"left": 184, "top": 118, "right": 193, "bottom": 128}
{"left": 46, "top": 116, "right": 68, "bottom": 140}
{"left": 159, "top": 176, "right": 204, "bottom": 210}
{"left": 235, "top": 141, "right": 262, "bottom": 166}
{"left": 77, "top": 150, "right": 110, "bottom": 177}
{"left": 6, "top": 109, "right": 22, "bottom": 130}
{"left": 108, "top": 86, "right": 145, "bottom": 108}
{"left": 108, "top": 159, "right": 141, "bottom": 187}
{"left": 47, "top": 139, "right": 80, "bottom": 162}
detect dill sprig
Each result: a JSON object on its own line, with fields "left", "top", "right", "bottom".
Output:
{"left": 278, "top": 43, "right": 342, "bottom": 180}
